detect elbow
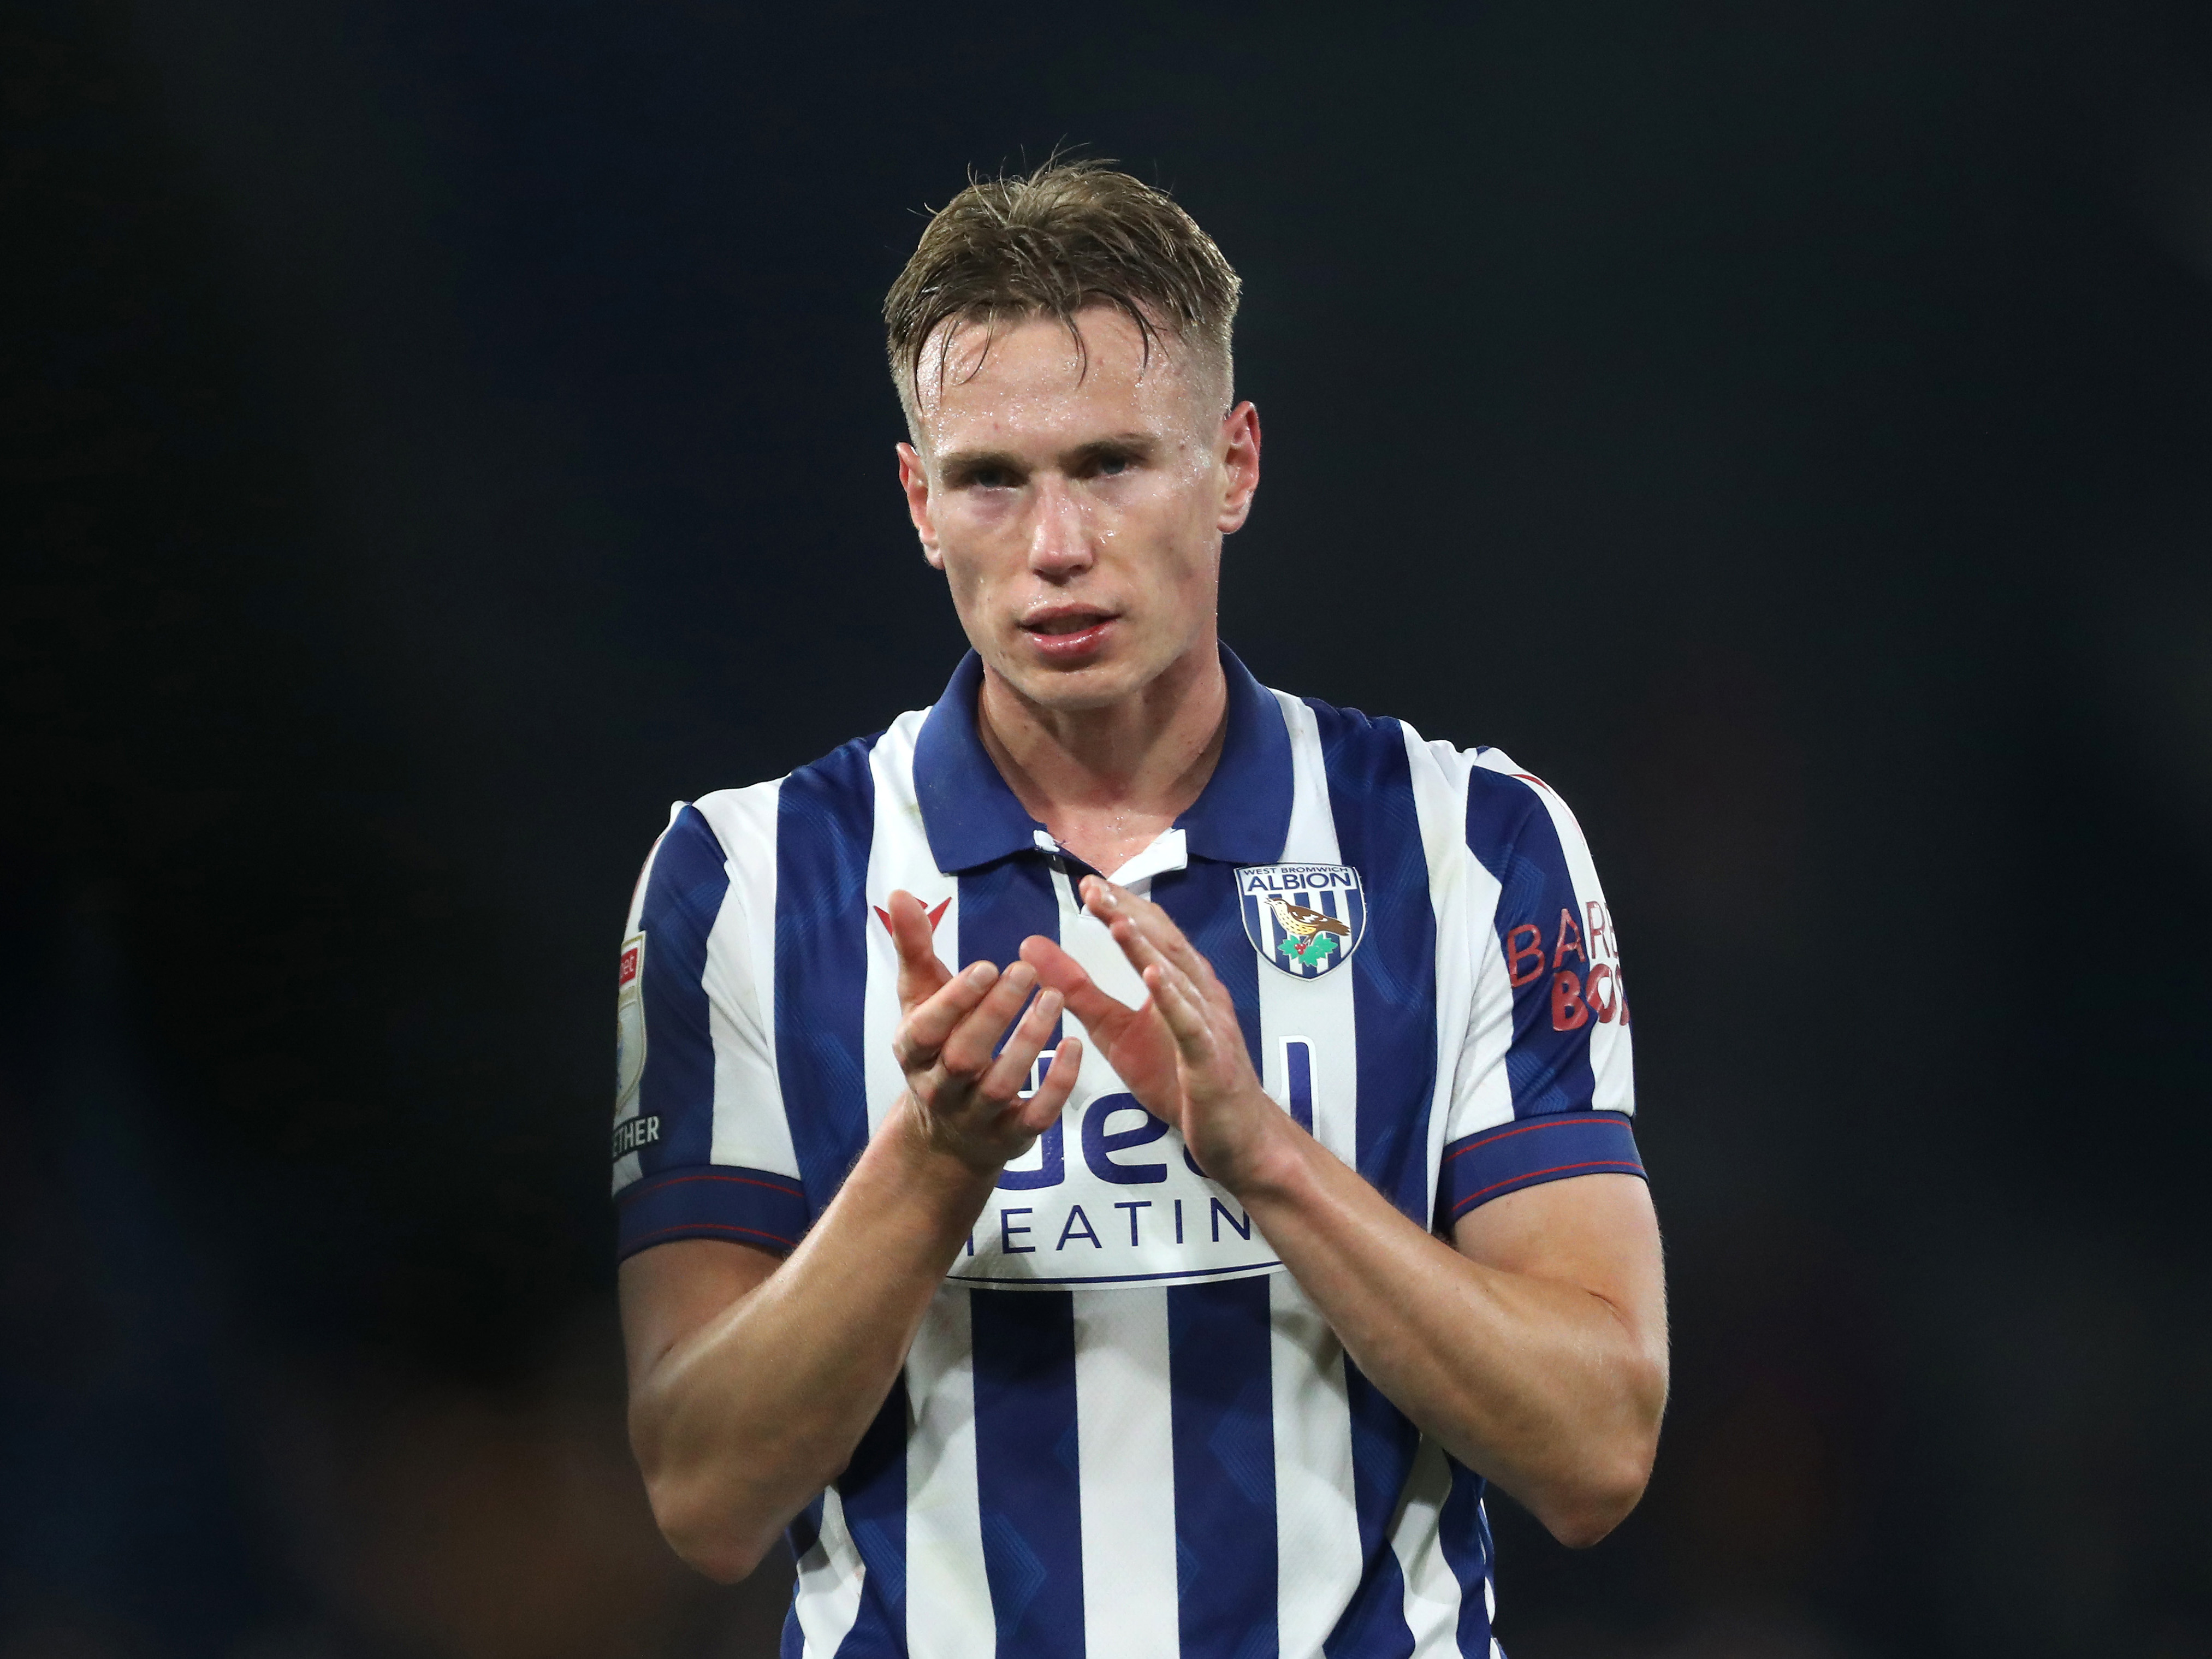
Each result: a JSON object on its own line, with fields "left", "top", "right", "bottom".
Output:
{"left": 637, "top": 1429, "right": 852, "bottom": 1584}
{"left": 647, "top": 1477, "right": 769, "bottom": 1582}
{"left": 1538, "top": 1455, "right": 1652, "bottom": 1550}
{"left": 1533, "top": 1372, "right": 1667, "bottom": 1550}
{"left": 643, "top": 1467, "right": 800, "bottom": 1584}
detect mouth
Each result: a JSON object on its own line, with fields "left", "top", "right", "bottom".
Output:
{"left": 1018, "top": 606, "right": 1119, "bottom": 663}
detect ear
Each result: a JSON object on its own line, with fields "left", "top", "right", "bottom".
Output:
{"left": 1216, "top": 402, "right": 1261, "bottom": 534}
{"left": 898, "top": 442, "right": 945, "bottom": 569}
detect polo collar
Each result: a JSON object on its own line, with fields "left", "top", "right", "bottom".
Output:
{"left": 912, "top": 645, "right": 1294, "bottom": 875}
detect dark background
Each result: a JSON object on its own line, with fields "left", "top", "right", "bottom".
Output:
{"left": 7, "top": 0, "right": 2212, "bottom": 1655}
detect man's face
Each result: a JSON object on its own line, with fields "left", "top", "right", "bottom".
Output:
{"left": 898, "top": 306, "right": 1259, "bottom": 713}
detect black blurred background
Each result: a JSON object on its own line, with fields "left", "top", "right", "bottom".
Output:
{"left": 7, "top": 1, "right": 2211, "bottom": 1655}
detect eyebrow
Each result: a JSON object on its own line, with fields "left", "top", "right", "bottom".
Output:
{"left": 936, "top": 433, "right": 1163, "bottom": 478}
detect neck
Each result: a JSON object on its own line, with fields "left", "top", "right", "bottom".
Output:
{"left": 975, "top": 637, "right": 1229, "bottom": 876}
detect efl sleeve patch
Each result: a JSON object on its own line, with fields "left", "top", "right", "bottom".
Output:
{"left": 1436, "top": 1110, "right": 1645, "bottom": 1228}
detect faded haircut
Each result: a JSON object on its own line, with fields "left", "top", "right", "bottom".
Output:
{"left": 884, "top": 158, "right": 1241, "bottom": 442}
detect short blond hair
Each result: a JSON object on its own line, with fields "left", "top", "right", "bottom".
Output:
{"left": 884, "top": 159, "right": 1241, "bottom": 432}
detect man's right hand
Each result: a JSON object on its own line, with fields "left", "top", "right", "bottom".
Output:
{"left": 624, "top": 894, "right": 1084, "bottom": 1583}
{"left": 883, "top": 887, "right": 1082, "bottom": 1174}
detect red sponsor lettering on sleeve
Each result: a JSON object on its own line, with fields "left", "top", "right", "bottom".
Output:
{"left": 1507, "top": 923, "right": 1546, "bottom": 987}
{"left": 1551, "top": 969, "right": 1590, "bottom": 1031}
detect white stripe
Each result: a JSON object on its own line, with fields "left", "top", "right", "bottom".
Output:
{"left": 1074, "top": 1287, "right": 1180, "bottom": 1659}
{"left": 1401, "top": 728, "right": 1479, "bottom": 1230}
{"left": 691, "top": 782, "right": 802, "bottom": 1178}
{"left": 1443, "top": 842, "right": 1517, "bottom": 1146}
{"left": 865, "top": 711, "right": 953, "bottom": 1137}
{"left": 905, "top": 1286, "right": 995, "bottom": 1659}
{"left": 1269, "top": 1271, "right": 1362, "bottom": 1658}
{"left": 1389, "top": 1438, "right": 1466, "bottom": 1654}
{"left": 792, "top": 1485, "right": 866, "bottom": 1657}
{"left": 1261, "top": 691, "right": 1360, "bottom": 1174}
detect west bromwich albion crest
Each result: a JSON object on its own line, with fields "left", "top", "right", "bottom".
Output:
{"left": 1238, "top": 863, "right": 1367, "bottom": 979}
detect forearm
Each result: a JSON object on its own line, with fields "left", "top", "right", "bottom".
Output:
{"left": 1233, "top": 1128, "right": 1666, "bottom": 1545}
{"left": 629, "top": 1104, "right": 998, "bottom": 1578}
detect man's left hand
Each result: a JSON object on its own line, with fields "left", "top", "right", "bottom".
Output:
{"left": 1020, "top": 876, "right": 1286, "bottom": 1190}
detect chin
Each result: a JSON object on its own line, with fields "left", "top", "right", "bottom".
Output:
{"left": 993, "top": 652, "right": 1144, "bottom": 713}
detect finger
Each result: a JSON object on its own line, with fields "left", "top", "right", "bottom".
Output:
{"left": 1086, "top": 878, "right": 1218, "bottom": 990}
{"left": 938, "top": 961, "right": 1040, "bottom": 1081}
{"left": 894, "top": 958, "right": 998, "bottom": 1070}
{"left": 1019, "top": 934, "right": 1142, "bottom": 1036}
{"left": 1106, "top": 910, "right": 1184, "bottom": 994}
{"left": 1144, "top": 961, "right": 1217, "bottom": 1059}
{"left": 977, "top": 986, "right": 1063, "bottom": 1101}
{"left": 1018, "top": 1035, "right": 1083, "bottom": 1133}
{"left": 888, "top": 890, "right": 952, "bottom": 1011}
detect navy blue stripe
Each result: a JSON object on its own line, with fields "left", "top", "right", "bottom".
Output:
{"left": 833, "top": 1382, "right": 910, "bottom": 1658}
{"left": 957, "top": 855, "right": 1070, "bottom": 1206}
{"left": 1439, "top": 1458, "right": 1494, "bottom": 1658}
{"left": 1308, "top": 702, "right": 1439, "bottom": 1224}
{"left": 1169, "top": 1277, "right": 1278, "bottom": 1659}
{"left": 1286, "top": 1039, "right": 1314, "bottom": 1131}
{"left": 773, "top": 736, "right": 880, "bottom": 1222}
{"left": 956, "top": 851, "right": 1062, "bottom": 1052}
{"left": 1152, "top": 858, "right": 1264, "bottom": 1074}
{"left": 1438, "top": 1111, "right": 1645, "bottom": 1226}
{"left": 636, "top": 805, "right": 731, "bottom": 1176}
{"left": 1323, "top": 1360, "right": 1421, "bottom": 1659}
{"left": 971, "top": 1289, "right": 1086, "bottom": 1654}
{"left": 1464, "top": 768, "right": 1602, "bottom": 1118}
{"left": 615, "top": 1163, "right": 809, "bottom": 1260}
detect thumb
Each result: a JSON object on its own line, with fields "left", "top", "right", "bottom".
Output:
{"left": 886, "top": 890, "right": 951, "bottom": 1008}
{"left": 1020, "top": 935, "right": 1140, "bottom": 1035}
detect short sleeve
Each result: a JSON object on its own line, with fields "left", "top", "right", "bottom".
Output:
{"left": 612, "top": 790, "right": 806, "bottom": 1261}
{"left": 1435, "top": 753, "right": 1644, "bottom": 1230}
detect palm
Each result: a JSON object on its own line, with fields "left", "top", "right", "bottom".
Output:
{"left": 1019, "top": 938, "right": 1184, "bottom": 1121}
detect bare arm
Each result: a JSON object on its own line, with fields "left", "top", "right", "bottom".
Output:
{"left": 1226, "top": 1142, "right": 1664, "bottom": 1545}
{"left": 1023, "top": 878, "right": 1667, "bottom": 1547}
{"left": 619, "top": 892, "right": 1080, "bottom": 1580}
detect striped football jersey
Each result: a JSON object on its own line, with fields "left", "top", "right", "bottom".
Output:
{"left": 613, "top": 647, "right": 1643, "bottom": 1658}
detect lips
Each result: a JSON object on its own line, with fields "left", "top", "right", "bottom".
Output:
{"left": 1019, "top": 607, "right": 1118, "bottom": 663}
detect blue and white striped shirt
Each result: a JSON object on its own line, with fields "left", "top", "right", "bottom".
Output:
{"left": 613, "top": 648, "right": 1642, "bottom": 1659}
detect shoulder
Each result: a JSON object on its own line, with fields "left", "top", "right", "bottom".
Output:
{"left": 656, "top": 716, "right": 921, "bottom": 861}
{"left": 1287, "top": 690, "right": 1574, "bottom": 830}
{"left": 1462, "top": 749, "right": 1590, "bottom": 863}
{"left": 633, "top": 718, "right": 912, "bottom": 911}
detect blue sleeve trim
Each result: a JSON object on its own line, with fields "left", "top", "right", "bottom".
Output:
{"left": 616, "top": 1163, "right": 809, "bottom": 1261}
{"left": 1436, "top": 1111, "right": 1644, "bottom": 1227}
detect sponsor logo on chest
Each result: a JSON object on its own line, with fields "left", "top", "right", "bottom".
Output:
{"left": 951, "top": 1055, "right": 1283, "bottom": 1290}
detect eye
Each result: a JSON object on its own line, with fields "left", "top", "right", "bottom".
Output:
{"left": 967, "top": 465, "right": 1016, "bottom": 490}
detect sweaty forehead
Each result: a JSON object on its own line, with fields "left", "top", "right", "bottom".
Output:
{"left": 912, "top": 308, "right": 1203, "bottom": 443}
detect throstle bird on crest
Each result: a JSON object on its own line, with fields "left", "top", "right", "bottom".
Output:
{"left": 1238, "top": 863, "right": 1367, "bottom": 979}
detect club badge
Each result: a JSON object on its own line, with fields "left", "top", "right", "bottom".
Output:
{"left": 1237, "top": 864, "right": 1366, "bottom": 980}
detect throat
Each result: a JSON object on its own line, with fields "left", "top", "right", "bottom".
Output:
{"left": 974, "top": 650, "right": 1230, "bottom": 877}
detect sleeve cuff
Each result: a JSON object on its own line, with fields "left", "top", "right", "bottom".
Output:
{"left": 1436, "top": 1111, "right": 1645, "bottom": 1228}
{"left": 615, "top": 1164, "right": 809, "bottom": 1261}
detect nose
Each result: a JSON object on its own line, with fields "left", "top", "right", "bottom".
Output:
{"left": 1027, "top": 474, "right": 1094, "bottom": 579}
